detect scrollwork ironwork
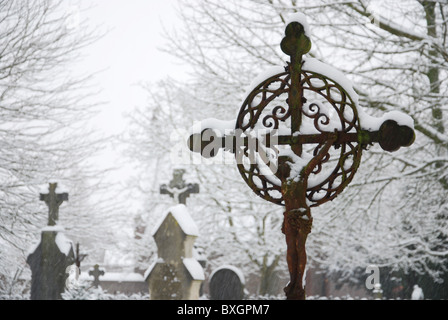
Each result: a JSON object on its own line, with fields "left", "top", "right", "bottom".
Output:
{"left": 235, "top": 68, "right": 363, "bottom": 208}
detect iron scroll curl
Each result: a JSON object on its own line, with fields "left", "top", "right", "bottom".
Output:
{"left": 235, "top": 68, "right": 363, "bottom": 208}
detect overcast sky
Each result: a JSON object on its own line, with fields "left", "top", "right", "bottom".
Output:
{"left": 70, "top": 0, "right": 187, "bottom": 134}
{"left": 64, "top": 0, "right": 189, "bottom": 198}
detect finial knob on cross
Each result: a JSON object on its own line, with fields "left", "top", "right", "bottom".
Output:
{"left": 40, "top": 182, "right": 68, "bottom": 226}
{"left": 187, "top": 13, "right": 415, "bottom": 300}
{"left": 160, "top": 169, "right": 199, "bottom": 205}
{"left": 89, "top": 264, "right": 105, "bottom": 288}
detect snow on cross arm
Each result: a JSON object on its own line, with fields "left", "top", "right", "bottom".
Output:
{"left": 302, "top": 57, "right": 414, "bottom": 133}
{"left": 55, "top": 232, "right": 74, "bottom": 256}
{"left": 302, "top": 57, "right": 360, "bottom": 107}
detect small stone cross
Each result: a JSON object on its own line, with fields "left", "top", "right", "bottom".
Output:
{"left": 89, "top": 264, "right": 105, "bottom": 288}
{"left": 40, "top": 182, "right": 68, "bottom": 226}
{"left": 160, "top": 169, "right": 199, "bottom": 205}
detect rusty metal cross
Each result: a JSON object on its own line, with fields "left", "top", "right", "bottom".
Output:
{"left": 187, "top": 14, "right": 415, "bottom": 300}
{"left": 40, "top": 182, "right": 68, "bottom": 226}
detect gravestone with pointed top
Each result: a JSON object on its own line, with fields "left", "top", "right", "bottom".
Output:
{"left": 27, "top": 182, "right": 75, "bottom": 300}
{"left": 160, "top": 169, "right": 199, "bottom": 205}
{"left": 145, "top": 204, "right": 204, "bottom": 300}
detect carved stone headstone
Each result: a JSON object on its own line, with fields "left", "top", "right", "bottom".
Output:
{"left": 209, "top": 265, "right": 245, "bottom": 300}
{"left": 145, "top": 204, "right": 204, "bottom": 300}
{"left": 27, "top": 182, "right": 75, "bottom": 300}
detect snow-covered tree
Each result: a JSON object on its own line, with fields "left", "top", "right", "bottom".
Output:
{"left": 0, "top": 1, "right": 117, "bottom": 295}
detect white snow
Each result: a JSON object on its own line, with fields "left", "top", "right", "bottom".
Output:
{"left": 39, "top": 182, "right": 69, "bottom": 194}
{"left": 285, "top": 12, "right": 311, "bottom": 37}
{"left": 301, "top": 57, "right": 415, "bottom": 132}
{"left": 143, "top": 258, "right": 164, "bottom": 280}
{"left": 55, "top": 232, "right": 74, "bottom": 256}
{"left": 27, "top": 225, "right": 68, "bottom": 257}
{"left": 79, "top": 270, "right": 144, "bottom": 282}
{"left": 55, "top": 183, "right": 69, "bottom": 194}
{"left": 190, "top": 118, "right": 235, "bottom": 136}
{"left": 279, "top": 147, "right": 312, "bottom": 182}
{"left": 39, "top": 184, "right": 50, "bottom": 194}
{"left": 162, "top": 186, "right": 190, "bottom": 204}
{"left": 210, "top": 265, "right": 245, "bottom": 285}
{"left": 358, "top": 109, "right": 415, "bottom": 132}
{"left": 411, "top": 284, "right": 424, "bottom": 300}
{"left": 183, "top": 258, "right": 205, "bottom": 281}
{"left": 152, "top": 204, "right": 199, "bottom": 237}
{"left": 302, "top": 57, "right": 360, "bottom": 106}
{"left": 41, "top": 225, "right": 66, "bottom": 232}
{"left": 27, "top": 240, "right": 41, "bottom": 256}
{"left": 193, "top": 246, "right": 207, "bottom": 262}
{"left": 243, "top": 66, "right": 286, "bottom": 100}
{"left": 100, "top": 272, "right": 143, "bottom": 282}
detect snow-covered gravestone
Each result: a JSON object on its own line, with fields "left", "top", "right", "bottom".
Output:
{"left": 27, "top": 182, "right": 75, "bottom": 300}
{"left": 145, "top": 204, "right": 204, "bottom": 300}
{"left": 188, "top": 13, "right": 415, "bottom": 300}
{"left": 209, "top": 266, "right": 245, "bottom": 300}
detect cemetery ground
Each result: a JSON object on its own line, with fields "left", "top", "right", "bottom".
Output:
{"left": 6, "top": 177, "right": 430, "bottom": 302}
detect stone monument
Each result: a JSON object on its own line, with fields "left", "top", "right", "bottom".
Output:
{"left": 145, "top": 204, "right": 204, "bottom": 300}
{"left": 27, "top": 182, "right": 75, "bottom": 300}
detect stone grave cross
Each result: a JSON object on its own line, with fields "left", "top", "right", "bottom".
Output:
{"left": 160, "top": 169, "right": 199, "bottom": 205}
{"left": 40, "top": 182, "right": 68, "bottom": 226}
{"left": 27, "top": 181, "right": 75, "bottom": 300}
{"left": 89, "top": 264, "right": 105, "bottom": 288}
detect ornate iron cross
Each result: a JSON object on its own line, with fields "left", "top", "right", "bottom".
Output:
{"left": 40, "top": 182, "right": 68, "bottom": 226}
{"left": 160, "top": 169, "right": 199, "bottom": 205}
{"left": 187, "top": 15, "right": 415, "bottom": 300}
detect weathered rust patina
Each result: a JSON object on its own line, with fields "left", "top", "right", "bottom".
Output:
{"left": 187, "top": 17, "right": 415, "bottom": 300}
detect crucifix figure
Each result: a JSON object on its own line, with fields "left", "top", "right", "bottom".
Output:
{"left": 187, "top": 13, "right": 415, "bottom": 300}
{"left": 89, "top": 264, "right": 105, "bottom": 288}
{"left": 160, "top": 169, "right": 199, "bottom": 205}
{"left": 40, "top": 182, "right": 68, "bottom": 226}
